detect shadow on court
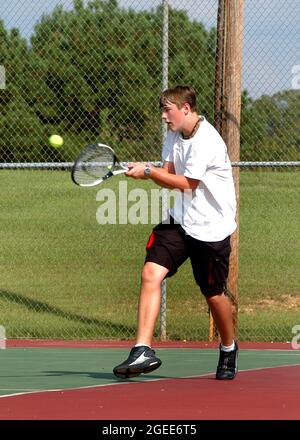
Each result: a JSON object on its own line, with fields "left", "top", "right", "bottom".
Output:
{"left": 41, "top": 370, "right": 169, "bottom": 381}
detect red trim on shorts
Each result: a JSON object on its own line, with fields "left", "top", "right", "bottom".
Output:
{"left": 146, "top": 231, "right": 155, "bottom": 250}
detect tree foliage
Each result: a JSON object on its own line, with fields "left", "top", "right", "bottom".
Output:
{"left": 241, "top": 89, "right": 300, "bottom": 161}
{"left": 0, "top": 0, "right": 299, "bottom": 162}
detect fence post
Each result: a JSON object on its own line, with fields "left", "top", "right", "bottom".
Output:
{"left": 0, "top": 325, "right": 6, "bottom": 349}
{"left": 214, "top": 0, "right": 226, "bottom": 134}
{"left": 160, "top": 0, "right": 169, "bottom": 341}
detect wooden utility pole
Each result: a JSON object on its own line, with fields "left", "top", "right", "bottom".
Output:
{"left": 223, "top": 0, "right": 244, "bottom": 335}
{"left": 211, "top": 0, "right": 244, "bottom": 340}
{"left": 210, "top": 0, "right": 226, "bottom": 340}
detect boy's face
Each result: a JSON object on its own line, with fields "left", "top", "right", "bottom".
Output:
{"left": 161, "top": 100, "right": 186, "bottom": 132}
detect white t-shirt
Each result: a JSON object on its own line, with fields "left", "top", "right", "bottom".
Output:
{"left": 162, "top": 116, "right": 237, "bottom": 242}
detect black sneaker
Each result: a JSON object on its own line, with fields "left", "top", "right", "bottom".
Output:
{"left": 216, "top": 341, "right": 239, "bottom": 380}
{"left": 113, "top": 345, "right": 162, "bottom": 379}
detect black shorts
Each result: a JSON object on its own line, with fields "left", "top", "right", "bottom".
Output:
{"left": 145, "top": 220, "right": 231, "bottom": 296}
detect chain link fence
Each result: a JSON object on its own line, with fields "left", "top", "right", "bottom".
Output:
{"left": 0, "top": 0, "right": 299, "bottom": 342}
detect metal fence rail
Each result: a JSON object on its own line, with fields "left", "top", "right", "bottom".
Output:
{"left": 1, "top": 161, "right": 300, "bottom": 169}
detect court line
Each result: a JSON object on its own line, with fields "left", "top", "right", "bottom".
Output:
{"left": 0, "top": 362, "right": 299, "bottom": 400}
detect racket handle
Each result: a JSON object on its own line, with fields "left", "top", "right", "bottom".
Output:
{"left": 113, "top": 169, "right": 127, "bottom": 176}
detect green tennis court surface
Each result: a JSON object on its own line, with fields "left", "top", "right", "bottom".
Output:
{"left": 1, "top": 348, "right": 299, "bottom": 397}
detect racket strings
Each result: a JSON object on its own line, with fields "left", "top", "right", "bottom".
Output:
{"left": 73, "top": 146, "right": 116, "bottom": 186}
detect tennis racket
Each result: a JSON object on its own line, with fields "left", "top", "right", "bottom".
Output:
{"left": 71, "top": 143, "right": 127, "bottom": 187}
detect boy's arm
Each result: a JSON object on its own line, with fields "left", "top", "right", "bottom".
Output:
{"left": 126, "top": 161, "right": 199, "bottom": 191}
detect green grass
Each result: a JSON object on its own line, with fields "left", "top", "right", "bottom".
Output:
{"left": 0, "top": 170, "right": 299, "bottom": 341}
{"left": 239, "top": 171, "right": 300, "bottom": 300}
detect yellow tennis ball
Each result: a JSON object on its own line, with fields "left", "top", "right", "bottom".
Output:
{"left": 49, "top": 134, "right": 64, "bottom": 148}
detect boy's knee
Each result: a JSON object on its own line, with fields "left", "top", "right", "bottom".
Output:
{"left": 206, "top": 291, "right": 225, "bottom": 305}
{"left": 141, "top": 263, "right": 167, "bottom": 285}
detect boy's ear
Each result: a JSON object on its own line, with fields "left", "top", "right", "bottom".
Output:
{"left": 183, "top": 102, "right": 190, "bottom": 115}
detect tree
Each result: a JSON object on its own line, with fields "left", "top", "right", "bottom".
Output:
{"left": 0, "top": 1, "right": 217, "bottom": 162}
{"left": 3, "top": 0, "right": 297, "bottom": 164}
{"left": 241, "top": 89, "right": 300, "bottom": 161}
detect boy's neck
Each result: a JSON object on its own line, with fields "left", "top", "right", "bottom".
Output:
{"left": 181, "top": 115, "right": 201, "bottom": 139}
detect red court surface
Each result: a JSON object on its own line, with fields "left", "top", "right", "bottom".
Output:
{"left": 6, "top": 339, "right": 294, "bottom": 350}
{"left": 0, "top": 365, "right": 299, "bottom": 420}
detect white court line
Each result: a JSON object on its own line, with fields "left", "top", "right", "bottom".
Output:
{"left": 0, "top": 362, "right": 300, "bottom": 400}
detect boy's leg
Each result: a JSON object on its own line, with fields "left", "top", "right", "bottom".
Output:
{"left": 205, "top": 293, "right": 238, "bottom": 380}
{"left": 205, "top": 292, "right": 234, "bottom": 346}
{"left": 189, "top": 235, "right": 238, "bottom": 380}
{"left": 113, "top": 221, "right": 188, "bottom": 379}
{"left": 113, "top": 262, "right": 168, "bottom": 379}
{"left": 136, "top": 262, "right": 169, "bottom": 347}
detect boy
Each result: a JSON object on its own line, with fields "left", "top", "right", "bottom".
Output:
{"left": 114, "top": 85, "right": 238, "bottom": 380}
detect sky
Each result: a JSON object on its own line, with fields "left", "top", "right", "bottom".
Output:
{"left": 1, "top": 0, "right": 299, "bottom": 99}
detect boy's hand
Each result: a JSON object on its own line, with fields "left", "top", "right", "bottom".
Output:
{"left": 125, "top": 162, "right": 149, "bottom": 179}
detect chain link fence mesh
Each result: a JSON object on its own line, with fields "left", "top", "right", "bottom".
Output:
{"left": 0, "top": 0, "right": 299, "bottom": 341}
